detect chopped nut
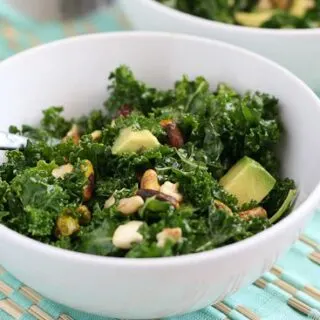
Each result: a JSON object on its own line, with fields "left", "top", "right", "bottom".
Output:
{"left": 91, "top": 130, "right": 102, "bottom": 141}
{"left": 160, "top": 119, "right": 184, "bottom": 148}
{"left": 116, "top": 104, "right": 133, "bottom": 118}
{"left": 81, "top": 160, "right": 94, "bottom": 201}
{"left": 56, "top": 215, "right": 80, "bottom": 237}
{"left": 160, "top": 181, "right": 183, "bottom": 203}
{"left": 271, "top": 0, "right": 291, "bottom": 9}
{"left": 214, "top": 200, "right": 233, "bottom": 216}
{"left": 76, "top": 205, "right": 91, "bottom": 225}
{"left": 257, "top": 0, "right": 273, "bottom": 9}
{"left": 239, "top": 207, "right": 267, "bottom": 220}
{"left": 140, "top": 169, "right": 160, "bottom": 191}
{"left": 63, "top": 124, "right": 80, "bottom": 144}
{"left": 104, "top": 195, "right": 116, "bottom": 209}
{"left": 156, "top": 228, "right": 182, "bottom": 248}
{"left": 52, "top": 164, "right": 74, "bottom": 179}
{"left": 136, "top": 189, "right": 179, "bottom": 208}
{"left": 160, "top": 119, "right": 174, "bottom": 127}
{"left": 117, "top": 196, "right": 144, "bottom": 215}
{"left": 112, "top": 221, "right": 144, "bottom": 249}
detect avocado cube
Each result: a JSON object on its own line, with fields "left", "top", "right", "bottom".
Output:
{"left": 112, "top": 127, "right": 160, "bottom": 155}
{"left": 220, "top": 156, "right": 276, "bottom": 205}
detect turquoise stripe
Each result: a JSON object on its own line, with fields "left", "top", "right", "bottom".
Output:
{"left": 1, "top": 273, "right": 21, "bottom": 290}
{"left": 223, "top": 296, "right": 238, "bottom": 309}
{"left": 0, "top": 309, "right": 14, "bottom": 320}
{"left": 38, "top": 299, "right": 63, "bottom": 319}
{"left": 8, "top": 291, "right": 33, "bottom": 309}
{"left": 89, "top": 11, "right": 124, "bottom": 32}
{"left": 168, "top": 307, "right": 226, "bottom": 320}
{"left": 263, "top": 272, "right": 278, "bottom": 282}
{"left": 35, "top": 24, "right": 66, "bottom": 44}
{"left": 296, "top": 291, "right": 320, "bottom": 310}
{"left": 228, "top": 309, "right": 248, "bottom": 320}
{"left": 20, "top": 314, "right": 36, "bottom": 320}
{"left": 264, "top": 283, "right": 291, "bottom": 302}
{"left": 293, "top": 241, "right": 314, "bottom": 256}
{"left": 280, "top": 270, "right": 305, "bottom": 290}
{"left": 0, "top": 292, "right": 6, "bottom": 300}
{"left": 208, "top": 307, "right": 228, "bottom": 320}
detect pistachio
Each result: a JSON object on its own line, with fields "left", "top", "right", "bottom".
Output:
{"left": 76, "top": 205, "right": 91, "bottom": 225}
{"left": 81, "top": 160, "right": 94, "bottom": 201}
{"left": 140, "top": 169, "right": 160, "bottom": 191}
{"left": 56, "top": 215, "right": 80, "bottom": 237}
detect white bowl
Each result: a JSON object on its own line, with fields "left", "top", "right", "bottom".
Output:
{"left": 119, "top": 0, "right": 320, "bottom": 92}
{"left": 1, "top": 32, "right": 320, "bottom": 319}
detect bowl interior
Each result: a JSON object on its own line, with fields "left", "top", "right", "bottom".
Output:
{"left": 0, "top": 33, "right": 320, "bottom": 209}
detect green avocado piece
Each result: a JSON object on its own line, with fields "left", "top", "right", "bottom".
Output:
{"left": 112, "top": 127, "right": 160, "bottom": 155}
{"left": 269, "top": 189, "right": 297, "bottom": 224}
{"left": 235, "top": 10, "right": 275, "bottom": 27}
{"left": 220, "top": 156, "right": 276, "bottom": 205}
{"left": 290, "top": 0, "right": 314, "bottom": 17}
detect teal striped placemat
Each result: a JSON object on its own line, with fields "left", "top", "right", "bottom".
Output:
{"left": 0, "top": 3, "right": 320, "bottom": 320}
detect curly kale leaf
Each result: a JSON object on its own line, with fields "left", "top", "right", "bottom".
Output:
{"left": 10, "top": 107, "right": 71, "bottom": 141}
{"left": 11, "top": 161, "right": 68, "bottom": 211}
{"left": 40, "top": 107, "right": 72, "bottom": 138}
{"left": 5, "top": 161, "right": 70, "bottom": 238}
{"left": 198, "top": 206, "right": 270, "bottom": 251}
{"left": 24, "top": 206, "right": 55, "bottom": 237}
{"left": 104, "top": 65, "right": 175, "bottom": 116}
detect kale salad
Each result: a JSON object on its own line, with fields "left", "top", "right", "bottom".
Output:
{"left": 0, "top": 66, "right": 297, "bottom": 258}
{"left": 157, "top": 0, "right": 320, "bottom": 28}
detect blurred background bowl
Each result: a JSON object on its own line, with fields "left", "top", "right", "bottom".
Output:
{"left": 119, "top": 0, "right": 320, "bottom": 93}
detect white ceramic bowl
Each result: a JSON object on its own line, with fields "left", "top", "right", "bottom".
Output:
{"left": 119, "top": 0, "right": 320, "bottom": 92}
{"left": 1, "top": 32, "right": 320, "bottom": 319}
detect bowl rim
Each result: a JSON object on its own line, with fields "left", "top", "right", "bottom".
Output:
{"left": 137, "top": 0, "right": 320, "bottom": 35}
{"left": 1, "top": 31, "right": 320, "bottom": 268}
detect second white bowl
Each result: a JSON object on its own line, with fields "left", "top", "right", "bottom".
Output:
{"left": 119, "top": 0, "right": 320, "bottom": 93}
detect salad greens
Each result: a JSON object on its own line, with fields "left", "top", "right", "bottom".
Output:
{"left": 0, "top": 65, "right": 296, "bottom": 258}
{"left": 157, "top": 0, "right": 320, "bottom": 29}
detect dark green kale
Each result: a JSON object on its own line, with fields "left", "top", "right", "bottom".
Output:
{"left": 262, "top": 178, "right": 296, "bottom": 219}
{"left": 0, "top": 65, "right": 295, "bottom": 258}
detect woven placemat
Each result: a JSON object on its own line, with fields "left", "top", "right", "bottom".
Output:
{"left": 1, "top": 2, "right": 320, "bottom": 320}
